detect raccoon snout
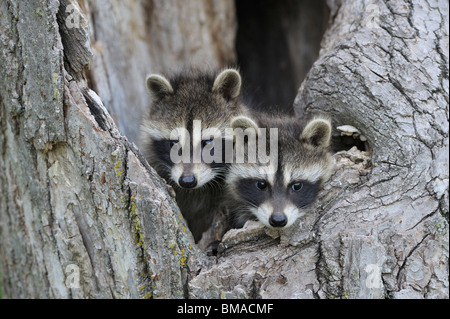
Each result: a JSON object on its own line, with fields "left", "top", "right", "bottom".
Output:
{"left": 178, "top": 175, "right": 198, "bottom": 189}
{"left": 269, "top": 214, "right": 288, "bottom": 228}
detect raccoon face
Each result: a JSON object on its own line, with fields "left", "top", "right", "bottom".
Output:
{"left": 234, "top": 177, "right": 322, "bottom": 228}
{"left": 149, "top": 135, "right": 218, "bottom": 189}
{"left": 227, "top": 117, "right": 333, "bottom": 228}
{"left": 140, "top": 69, "right": 242, "bottom": 190}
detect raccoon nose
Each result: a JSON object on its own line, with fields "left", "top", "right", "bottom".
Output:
{"left": 178, "top": 175, "right": 197, "bottom": 188}
{"left": 269, "top": 214, "right": 287, "bottom": 228}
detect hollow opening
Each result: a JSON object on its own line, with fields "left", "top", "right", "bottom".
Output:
{"left": 199, "top": 0, "right": 333, "bottom": 253}
{"left": 332, "top": 123, "right": 372, "bottom": 154}
{"left": 235, "top": 0, "right": 330, "bottom": 113}
{"left": 332, "top": 135, "right": 369, "bottom": 153}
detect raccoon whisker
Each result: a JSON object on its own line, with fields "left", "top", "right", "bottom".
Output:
{"left": 209, "top": 176, "right": 225, "bottom": 185}
{"left": 243, "top": 201, "right": 259, "bottom": 210}
{"left": 205, "top": 182, "right": 216, "bottom": 193}
{"left": 211, "top": 180, "right": 224, "bottom": 189}
{"left": 232, "top": 208, "right": 252, "bottom": 215}
{"left": 227, "top": 204, "right": 253, "bottom": 215}
{"left": 207, "top": 179, "right": 224, "bottom": 194}
{"left": 151, "top": 162, "right": 169, "bottom": 171}
{"left": 211, "top": 171, "right": 226, "bottom": 179}
{"left": 210, "top": 171, "right": 226, "bottom": 181}
{"left": 227, "top": 206, "right": 255, "bottom": 227}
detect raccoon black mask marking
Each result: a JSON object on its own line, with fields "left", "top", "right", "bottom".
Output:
{"left": 226, "top": 114, "right": 333, "bottom": 230}
{"left": 139, "top": 68, "right": 247, "bottom": 242}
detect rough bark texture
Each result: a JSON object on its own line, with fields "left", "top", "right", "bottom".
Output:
{"left": 0, "top": 0, "right": 210, "bottom": 299}
{"left": 294, "top": 0, "right": 449, "bottom": 298}
{"left": 0, "top": 0, "right": 448, "bottom": 299}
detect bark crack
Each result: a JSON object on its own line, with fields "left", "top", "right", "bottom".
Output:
{"left": 396, "top": 233, "right": 431, "bottom": 291}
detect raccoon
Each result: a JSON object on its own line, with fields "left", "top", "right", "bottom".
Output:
{"left": 139, "top": 68, "right": 247, "bottom": 242}
{"left": 225, "top": 113, "right": 333, "bottom": 229}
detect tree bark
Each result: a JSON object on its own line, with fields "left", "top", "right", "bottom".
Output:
{"left": 294, "top": 0, "right": 449, "bottom": 298}
{"left": 0, "top": 0, "right": 214, "bottom": 299}
{"left": 0, "top": 0, "right": 448, "bottom": 299}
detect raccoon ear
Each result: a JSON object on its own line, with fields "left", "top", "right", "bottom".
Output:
{"left": 300, "top": 118, "right": 332, "bottom": 148}
{"left": 230, "top": 115, "right": 259, "bottom": 132}
{"left": 212, "top": 69, "right": 242, "bottom": 101}
{"left": 146, "top": 74, "right": 174, "bottom": 101}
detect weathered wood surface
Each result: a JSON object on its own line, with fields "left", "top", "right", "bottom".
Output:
{"left": 294, "top": 0, "right": 449, "bottom": 298}
{"left": 0, "top": 0, "right": 207, "bottom": 298}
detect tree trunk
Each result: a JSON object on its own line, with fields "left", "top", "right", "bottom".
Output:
{"left": 0, "top": 0, "right": 448, "bottom": 299}
{"left": 293, "top": 0, "right": 449, "bottom": 298}
{"left": 0, "top": 0, "right": 218, "bottom": 299}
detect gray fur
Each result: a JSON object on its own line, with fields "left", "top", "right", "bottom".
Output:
{"left": 225, "top": 112, "right": 334, "bottom": 229}
{"left": 146, "top": 74, "right": 174, "bottom": 100}
{"left": 139, "top": 68, "right": 248, "bottom": 242}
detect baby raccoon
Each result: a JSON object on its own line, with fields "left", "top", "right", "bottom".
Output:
{"left": 225, "top": 113, "right": 333, "bottom": 229}
{"left": 139, "top": 68, "right": 247, "bottom": 242}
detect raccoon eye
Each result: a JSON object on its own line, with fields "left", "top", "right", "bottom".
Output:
{"left": 202, "top": 139, "right": 213, "bottom": 148}
{"left": 169, "top": 140, "right": 178, "bottom": 148}
{"left": 256, "top": 180, "right": 268, "bottom": 190}
{"left": 291, "top": 182, "right": 303, "bottom": 191}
